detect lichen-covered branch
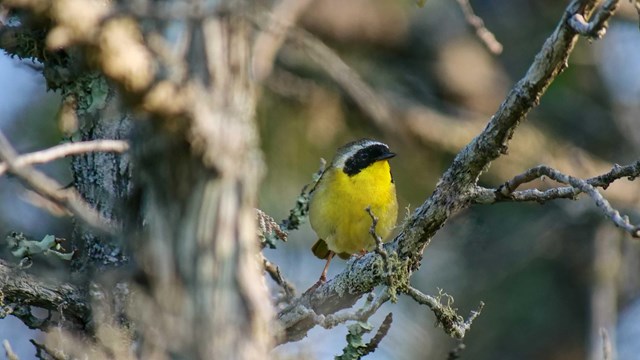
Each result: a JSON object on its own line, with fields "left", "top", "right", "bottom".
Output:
{"left": 568, "top": 0, "right": 620, "bottom": 38}
{"left": 405, "top": 286, "right": 484, "bottom": 340}
{"left": 478, "top": 165, "right": 640, "bottom": 237}
{"left": 261, "top": 253, "right": 296, "bottom": 302}
{"left": 0, "top": 261, "right": 89, "bottom": 330}
{"left": 473, "top": 160, "right": 640, "bottom": 204}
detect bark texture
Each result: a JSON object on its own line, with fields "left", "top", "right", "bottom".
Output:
{"left": 130, "top": 12, "right": 273, "bottom": 359}
{"left": 71, "top": 90, "right": 132, "bottom": 272}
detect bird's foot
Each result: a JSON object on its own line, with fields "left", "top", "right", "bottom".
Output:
{"left": 352, "top": 249, "right": 367, "bottom": 259}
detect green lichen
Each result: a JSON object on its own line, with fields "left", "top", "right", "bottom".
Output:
{"left": 6, "top": 232, "right": 74, "bottom": 261}
{"left": 281, "top": 159, "right": 325, "bottom": 232}
{"left": 335, "top": 313, "right": 394, "bottom": 360}
{"left": 335, "top": 321, "right": 373, "bottom": 360}
{"left": 2, "top": 21, "right": 109, "bottom": 116}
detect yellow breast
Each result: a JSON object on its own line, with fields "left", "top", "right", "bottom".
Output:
{"left": 309, "top": 160, "right": 398, "bottom": 256}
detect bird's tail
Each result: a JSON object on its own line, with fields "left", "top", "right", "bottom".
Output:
{"left": 311, "top": 239, "right": 331, "bottom": 259}
{"left": 311, "top": 239, "right": 350, "bottom": 259}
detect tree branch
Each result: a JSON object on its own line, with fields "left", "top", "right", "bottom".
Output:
{"left": 477, "top": 165, "right": 640, "bottom": 237}
{"left": 568, "top": 0, "right": 620, "bottom": 39}
{"left": 455, "top": 0, "right": 503, "bottom": 54}
{"left": 261, "top": 253, "right": 296, "bottom": 302}
{"left": 3, "top": 340, "right": 19, "bottom": 360}
{"left": 252, "top": 0, "right": 313, "bottom": 82}
{"left": 0, "top": 130, "right": 118, "bottom": 236}
{"left": 405, "top": 286, "right": 484, "bottom": 340}
{"left": 473, "top": 160, "right": 640, "bottom": 203}
{"left": 0, "top": 260, "right": 89, "bottom": 330}
{"left": 0, "top": 140, "right": 129, "bottom": 177}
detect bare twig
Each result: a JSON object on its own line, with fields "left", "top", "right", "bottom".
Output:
{"left": 365, "top": 207, "right": 387, "bottom": 260}
{"left": 279, "top": 289, "right": 390, "bottom": 344}
{"left": 252, "top": 0, "right": 313, "bottom": 81}
{"left": 455, "top": 0, "right": 503, "bottom": 54}
{"left": 3, "top": 340, "right": 19, "bottom": 360}
{"left": 261, "top": 253, "right": 296, "bottom": 302}
{"left": 601, "top": 328, "right": 613, "bottom": 360}
{"left": 473, "top": 160, "right": 640, "bottom": 203}
{"left": 362, "top": 312, "right": 393, "bottom": 356}
{"left": 247, "top": 11, "right": 399, "bottom": 137}
{"left": 265, "top": 67, "right": 318, "bottom": 102}
{"left": 568, "top": 0, "right": 620, "bottom": 38}
{"left": 483, "top": 165, "right": 640, "bottom": 237}
{"left": 30, "top": 339, "right": 69, "bottom": 360}
{"left": 0, "top": 130, "right": 117, "bottom": 236}
{"left": 0, "top": 140, "right": 129, "bottom": 176}
{"left": 312, "top": 290, "right": 391, "bottom": 330}
{"left": 405, "top": 286, "right": 483, "bottom": 340}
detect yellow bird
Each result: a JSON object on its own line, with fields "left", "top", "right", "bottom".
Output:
{"left": 309, "top": 139, "right": 398, "bottom": 283}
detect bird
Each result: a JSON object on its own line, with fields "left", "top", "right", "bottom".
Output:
{"left": 309, "top": 139, "right": 398, "bottom": 283}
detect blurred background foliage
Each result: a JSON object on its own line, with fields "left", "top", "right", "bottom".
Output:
{"left": 1, "top": 0, "right": 640, "bottom": 359}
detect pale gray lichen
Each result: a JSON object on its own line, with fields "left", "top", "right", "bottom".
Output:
{"left": 6, "top": 232, "right": 74, "bottom": 261}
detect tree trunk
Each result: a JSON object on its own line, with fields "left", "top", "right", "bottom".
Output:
{"left": 71, "top": 89, "right": 132, "bottom": 273}
{"left": 130, "top": 11, "right": 273, "bottom": 359}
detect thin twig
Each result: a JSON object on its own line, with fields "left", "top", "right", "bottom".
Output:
{"left": 473, "top": 160, "right": 640, "bottom": 203}
{"left": 405, "top": 286, "right": 483, "bottom": 339}
{"left": 365, "top": 207, "right": 387, "bottom": 260}
{"left": 485, "top": 165, "right": 640, "bottom": 237}
{"left": 252, "top": 0, "right": 313, "bottom": 82}
{"left": 455, "top": 0, "right": 503, "bottom": 54}
{"left": 0, "top": 140, "right": 129, "bottom": 176}
{"left": 247, "top": 11, "right": 399, "bottom": 137}
{"left": 261, "top": 253, "right": 296, "bottom": 301}
{"left": 3, "top": 340, "right": 19, "bottom": 360}
{"left": 362, "top": 312, "right": 393, "bottom": 356}
{"left": 30, "top": 339, "right": 68, "bottom": 360}
{"left": 568, "top": 0, "right": 620, "bottom": 38}
{"left": 312, "top": 290, "right": 391, "bottom": 330}
{"left": 600, "top": 328, "right": 613, "bottom": 360}
{"left": 0, "top": 130, "right": 117, "bottom": 236}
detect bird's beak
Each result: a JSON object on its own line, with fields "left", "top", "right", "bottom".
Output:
{"left": 375, "top": 151, "right": 396, "bottom": 161}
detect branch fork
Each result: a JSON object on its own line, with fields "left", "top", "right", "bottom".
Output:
{"left": 568, "top": 0, "right": 620, "bottom": 39}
